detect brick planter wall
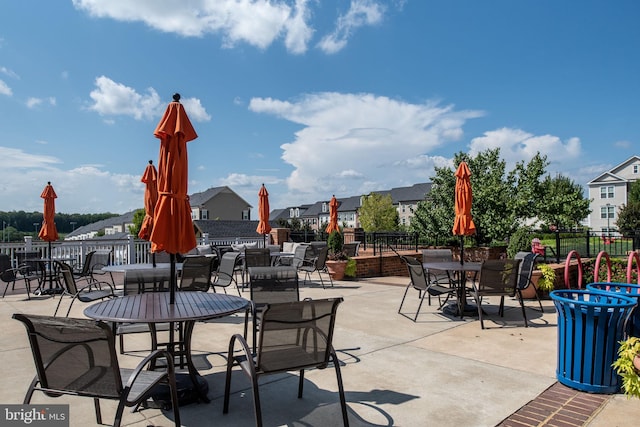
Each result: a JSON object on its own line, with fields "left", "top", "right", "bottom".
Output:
{"left": 352, "top": 246, "right": 507, "bottom": 278}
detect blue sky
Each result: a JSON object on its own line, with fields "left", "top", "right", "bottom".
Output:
{"left": 1, "top": 0, "right": 639, "bottom": 214}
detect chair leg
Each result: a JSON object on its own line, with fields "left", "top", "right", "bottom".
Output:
{"left": 398, "top": 284, "right": 412, "bottom": 315}
{"left": 331, "top": 349, "right": 350, "bottom": 426}
{"left": 516, "top": 291, "right": 529, "bottom": 328}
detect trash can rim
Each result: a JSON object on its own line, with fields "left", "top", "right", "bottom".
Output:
{"left": 550, "top": 289, "right": 637, "bottom": 307}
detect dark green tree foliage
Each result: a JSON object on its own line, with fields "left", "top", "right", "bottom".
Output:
{"left": 537, "top": 175, "right": 591, "bottom": 229}
{"left": 616, "top": 201, "right": 640, "bottom": 233}
{"left": 409, "top": 148, "right": 587, "bottom": 246}
{"left": 129, "top": 209, "right": 146, "bottom": 236}
{"left": 611, "top": 179, "right": 640, "bottom": 235}
{"left": 358, "top": 193, "right": 399, "bottom": 232}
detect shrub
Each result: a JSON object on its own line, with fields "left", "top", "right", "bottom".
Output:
{"left": 507, "top": 226, "right": 533, "bottom": 258}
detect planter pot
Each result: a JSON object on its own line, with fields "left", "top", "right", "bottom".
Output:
{"left": 325, "top": 260, "right": 347, "bottom": 280}
{"left": 634, "top": 355, "right": 640, "bottom": 374}
{"left": 521, "top": 271, "right": 542, "bottom": 299}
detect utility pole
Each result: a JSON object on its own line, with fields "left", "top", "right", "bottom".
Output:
{"left": 70, "top": 221, "right": 77, "bottom": 232}
{"left": 33, "top": 222, "right": 39, "bottom": 238}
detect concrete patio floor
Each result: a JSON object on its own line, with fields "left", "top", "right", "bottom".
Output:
{"left": 1, "top": 273, "right": 638, "bottom": 426}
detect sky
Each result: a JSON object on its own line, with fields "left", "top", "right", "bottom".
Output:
{"left": 1, "top": 0, "right": 639, "bottom": 215}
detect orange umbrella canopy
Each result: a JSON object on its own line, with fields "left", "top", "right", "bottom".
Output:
{"left": 38, "top": 182, "right": 59, "bottom": 242}
{"left": 138, "top": 160, "right": 158, "bottom": 241}
{"left": 325, "top": 195, "right": 340, "bottom": 234}
{"left": 452, "top": 161, "right": 476, "bottom": 236}
{"left": 256, "top": 184, "right": 272, "bottom": 235}
{"left": 149, "top": 95, "right": 197, "bottom": 255}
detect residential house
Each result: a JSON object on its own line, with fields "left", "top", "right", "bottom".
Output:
{"left": 587, "top": 155, "right": 640, "bottom": 233}
{"left": 188, "top": 186, "right": 252, "bottom": 221}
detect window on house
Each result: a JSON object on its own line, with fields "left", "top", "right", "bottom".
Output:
{"left": 191, "top": 211, "right": 197, "bottom": 220}
{"left": 322, "top": 203, "right": 327, "bottom": 213}
{"left": 600, "top": 205, "right": 615, "bottom": 219}
{"left": 600, "top": 186, "right": 614, "bottom": 199}
{"left": 295, "top": 208, "right": 300, "bottom": 218}
{"left": 201, "top": 209, "right": 208, "bottom": 220}
{"left": 289, "top": 208, "right": 294, "bottom": 218}
{"left": 634, "top": 165, "right": 639, "bottom": 174}
{"left": 242, "top": 210, "right": 249, "bottom": 220}
{"left": 402, "top": 204, "right": 405, "bottom": 212}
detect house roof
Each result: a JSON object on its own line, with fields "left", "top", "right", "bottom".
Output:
{"left": 67, "top": 211, "right": 135, "bottom": 238}
{"left": 193, "top": 219, "right": 277, "bottom": 238}
{"left": 189, "top": 186, "right": 252, "bottom": 208}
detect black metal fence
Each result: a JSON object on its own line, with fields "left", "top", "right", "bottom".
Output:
{"left": 291, "top": 229, "right": 640, "bottom": 260}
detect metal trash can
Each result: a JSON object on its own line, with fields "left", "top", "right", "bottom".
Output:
{"left": 587, "top": 282, "right": 640, "bottom": 338}
{"left": 550, "top": 290, "right": 637, "bottom": 393}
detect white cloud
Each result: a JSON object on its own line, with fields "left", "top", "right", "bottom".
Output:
{"left": 0, "top": 146, "right": 143, "bottom": 213}
{"left": 468, "top": 127, "right": 582, "bottom": 170}
{"left": 0, "top": 67, "right": 19, "bottom": 79}
{"left": 73, "top": 0, "right": 315, "bottom": 53}
{"left": 249, "top": 92, "right": 483, "bottom": 203}
{"left": 87, "top": 76, "right": 211, "bottom": 122}
{"left": 26, "top": 97, "right": 56, "bottom": 109}
{"left": 0, "top": 79, "right": 12, "bottom": 96}
{"left": 317, "top": 0, "right": 385, "bottom": 54}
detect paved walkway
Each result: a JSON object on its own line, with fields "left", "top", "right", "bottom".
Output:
{"left": 1, "top": 274, "right": 638, "bottom": 426}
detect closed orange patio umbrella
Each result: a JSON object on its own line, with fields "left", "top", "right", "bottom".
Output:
{"left": 38, "top": 182, "right": 59, "bottom": 244}
{"left": 256, "top": 184, "right": 272, "bottom": 245}
{"left": 452, "top": 161, "right": 476, "bottom": 264}
{"left": 138, "top": 160, "right": 158, "bottom": 241}
{"left": 38, "top": 182, "right": 59, "bottom": 293}
{"left": 325, "top": 195, "right": 340, "bottom": 234}
{"left": 149, "top": 93, "right": 198, "bottom": 304}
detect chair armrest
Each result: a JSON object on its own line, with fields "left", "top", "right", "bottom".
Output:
{"left": 123, "top": 348, "right": 175, "bottom": 392}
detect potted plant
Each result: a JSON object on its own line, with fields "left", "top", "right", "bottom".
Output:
{"left": 325, "top": 231, "right": 348, "bottom": 280}
{"left": 612, "top": 337, "right": 640, "bottom": 399}
{"left": 535, "top": 263, "right": 557, "bottom": 295}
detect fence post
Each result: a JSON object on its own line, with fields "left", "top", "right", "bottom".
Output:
{"left": 127, "top": 234, "right": 135, "bottom": 265}
{"left": 586, "top": 230, "right": 592, "bottom": 259}
{"left": 554, "top": 231, "right": 561, "bottom": 263}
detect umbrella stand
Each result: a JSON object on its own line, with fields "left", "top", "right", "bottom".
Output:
{"left": 170, "top": 253, "right": 176, "bottom": 305}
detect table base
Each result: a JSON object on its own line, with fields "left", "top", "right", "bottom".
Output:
{"left": 147, "top": 373, "right": 209, "bottom": 408}
{"left": 442, "top": 302, "right": 479, "bottom": 317}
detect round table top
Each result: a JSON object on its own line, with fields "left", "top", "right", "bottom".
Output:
{"left": 84, "top": 292, "right": 249, "bottom": 323}
{"left": 102, "top": 263, "right": 183, "bottom": 272}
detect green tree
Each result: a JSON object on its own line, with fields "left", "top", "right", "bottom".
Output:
{"left": 410, "top": 149, "right": 557, "bottom": 245}
{"left": 537, "top": 175, "right": 591, "bottom": 229}
{"left": 129, "top": 209, "right": 146, "bottom": 236}
{"left": 616, "top": 201, "right": 640, "bottom": 233}
{"left": 358, "top": 193, "right": 399, "bottom": 231}
{"left": 628, "top": 180, "right": 640, "bottom": 204}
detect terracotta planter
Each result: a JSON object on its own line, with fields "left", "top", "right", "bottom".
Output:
{"left": 325, "top": 260, "right": 347, "bottom": 280}
{"left": 521, "top": 271, "right": 541, "bottom": 299}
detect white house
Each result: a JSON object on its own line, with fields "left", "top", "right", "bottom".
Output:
{"left": 587, "top": 155, "right": 640, "bottom": 234}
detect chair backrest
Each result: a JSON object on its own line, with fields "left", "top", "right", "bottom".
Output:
{"left": 179, "top": 255, "right": 213, "bottom": 291}
{"left": 314, "top": 246, "right": 329, "bottom": 269}
{"left": 91, "top": 249, "right": 112, "bottom": 270}
{"left": 56, "top": 262, "right": 79, "bottom": 295}
{"left": 1, "top": 254, "right": 16, "bottom": 282}
{"left": 291, "top": 244, "right": 310, "bottom": 269}
{"left": 422, "top": 249, "right": 454, "bottom": 263}
{"left": 343, "top": 243, "right": 358, "bottom": 257}
{"left": 309, "top": 241, "right": 327, "bottom": 256}
{"left": 256, "top": 297, "right": 343, "bottom": 374}
{"left": 124, "top": 268, "right": 171, "bottom": 295}
{"left": 403, "top": 256, "right": 428, "bottom": 292}
{"left": 215, "top": 252, "right": 240, "bottom": 286}
{"left": 477, "top": 259, "right": 522, "bottom": 296}
{"left": 249, "top": 266, "right": 299, "bottom": 305}
{"left": 77, "top": 250, "right": 96, "bottom": 276}
{"left": 244, "top": 248, "right": 272, "bottom": 268}
{"left": 13, "top": 313, "right": 123, "bottom": 397}
{"left": 514, "top": 252, "right": 538, "bottom": 290}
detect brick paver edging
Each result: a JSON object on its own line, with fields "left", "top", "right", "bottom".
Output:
{"left": 496, "top": 382, "right": 610, "bottom": 427}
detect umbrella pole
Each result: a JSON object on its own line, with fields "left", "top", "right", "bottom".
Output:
{"left": 170, "top": 253, "right": 176, "bottom": 305}
{"left": 460, "top": 236, "right": 464, "bottom": 265}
